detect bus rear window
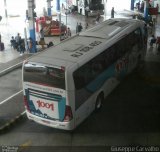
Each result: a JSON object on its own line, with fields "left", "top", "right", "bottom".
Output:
{"left": 23, "top": 63, "right": 65, "bottom": 89}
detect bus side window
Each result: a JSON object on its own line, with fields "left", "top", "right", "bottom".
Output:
{"left": 101, "top": 48, "right": 112, "bottom": 68}
{"left": 115, "top": 39, "right": 125, "bottom": 58}
{"left": 83, "top": 62, "right": 93, "bottom": 84}
{"left": 73, "top": 62, "right": 92, "bottom": 90}
{"left": 73, "top": 67, "right": 85, "bottom": 90}
{"left": 73, "top": 72, "right": 85, "bottom": 90}
{"left": 91, "top": 62, "right": 102, "bottom": 77}
{"left": 130, "top": 28, "right": 143, "bottom": 51}
{"left": 124, "top": 32, "right": 135, "bottom": 52}
{"left": 106, "top": 47, "right": 115, "bottom": 64}
{"left": 103, "top": 51, "right": 110, "bottom": 68}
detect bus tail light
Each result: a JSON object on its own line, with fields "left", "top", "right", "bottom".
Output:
{"left": 23, "top": 96, "right": 30, "bottom": 112}
{"left": 61, "top": 66, "right": 65, "bottom": 71}
{"left": 63, "top": 106, "right": 73, "bottom": 122}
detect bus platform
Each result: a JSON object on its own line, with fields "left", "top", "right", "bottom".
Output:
{"left": 0, "top": 12, "right": 160, "bottom": 133}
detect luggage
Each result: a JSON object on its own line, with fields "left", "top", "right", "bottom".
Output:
{"left": 0, "top": 42, "right": 4, "bottom": 51}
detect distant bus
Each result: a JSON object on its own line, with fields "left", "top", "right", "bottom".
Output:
{"left": 22, "top": 18, "right": 147, "bottom": 130}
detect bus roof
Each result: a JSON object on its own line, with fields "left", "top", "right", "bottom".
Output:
{"left": 28, "top": 18, "right": 144, "bottom": 68}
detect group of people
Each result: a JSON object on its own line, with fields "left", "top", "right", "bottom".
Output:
{"left": 136, "top": 1, "right": 144, "bottom": 12}
{"left": 60, "top": 27, "right": 72, "bottom": 41}
{"left": 10, "top": 33, "right": 55, "bottom": 53}
{"left": 10, "top": 33, "right": 25, "bottom": 54}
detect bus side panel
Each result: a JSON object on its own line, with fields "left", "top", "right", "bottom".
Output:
{"left": 65, "top": 64, "right": 79, "bottom": 129}
{"left": 73, "top": 63, "right": 120, "bottom": 127}
{"left": 75, "top": 94, "right": 94, "bottom": 127}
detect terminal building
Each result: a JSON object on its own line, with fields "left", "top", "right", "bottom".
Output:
{"left": 0, "top": 0, "right": 160, "bottom": 53}
{"left": 0, "top": 0, "right": 160, "bottom": 18}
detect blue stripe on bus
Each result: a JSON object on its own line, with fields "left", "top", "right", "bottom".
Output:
{"left": 86, "top": 63, "right": 127, "bottom": 92}
{"left": 58, "top": 97, "right": 66, "bottom": 121}
{"left": 86, "top": 64, "right": 115, "bottom": 92}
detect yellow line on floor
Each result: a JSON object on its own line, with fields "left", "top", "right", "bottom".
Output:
{"left": 19, "top": 140, "right": 32, "bottom": 152}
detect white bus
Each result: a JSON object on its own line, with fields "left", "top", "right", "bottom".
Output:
{"left": 22, "top": 18, "right": 147, "bottom": 130}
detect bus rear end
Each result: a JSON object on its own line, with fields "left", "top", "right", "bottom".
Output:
{"left": 22, "top": 61, "right": 74, "bottom": 130}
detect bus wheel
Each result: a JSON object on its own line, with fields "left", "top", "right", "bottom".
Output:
{"left": 95, "top": 94, "right": 104, "bottom": 112}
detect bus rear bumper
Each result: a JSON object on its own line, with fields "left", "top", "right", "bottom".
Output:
{"left": 26, "top": 112, "right": 75, "bottom": 131}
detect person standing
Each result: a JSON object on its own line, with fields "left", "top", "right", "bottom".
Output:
{"left": 85, "top": 22, "right": 89, "bottom": 29}
{"left": 39, "top": 27, "right": 45, "bottom": 49}
{"left": 156, "top": 4, "right": 159, "bottom": 22}
{"left": 111, "top": 7, "right": 115, "bottom": 18}
{"left": 0, "top": 33, "right": 4, "bottom": 51}
{"left": 156, "top": 4, "right": 159, "bottom": 11}
{"left": 76, "top": 22, "right": 79, "bottom": 34}
{"left": 78, "top": 23, "right": 83, "bottom": 33}
{"left": 85, "top": 6, "right": 89, "bottom": 18}
{"left": 149, "top": 35, "right": 156, "bottom": 47}
{"left": 19, "top": 39, "right": 25, "bottom": 55}
{"left": 96, "top": 12, "right": 100, "bottom": 23}
{"left": 39, "top": 28, "right": 44, "bottom": 41}
{"left": 28, "top": 37, "right": 35, "bottom": 52}
{"left": 137, "top": 1, "right": 140, "bottom": 11}
{"left": 66, "top": 27, "right": 71, "bottom": 37}
{"left": 15, "top": 33, "right": 21, "bottom": 52}
{"left": 10, "top": 36, "right": 16, "bottom": 49}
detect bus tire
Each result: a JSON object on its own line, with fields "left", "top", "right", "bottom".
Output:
{"left": 95, "top": 93, "right": 104, "bottom": 112}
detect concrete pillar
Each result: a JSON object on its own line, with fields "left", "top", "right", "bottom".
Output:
{"left": 56, "top": 0, "right": 60, "bottom": 12}
{"left": 47, "top": 0, "right": 52, "bottom": 16}
{"left": 131, "top": 0, "right": 134, "bottom": 10}
{"left": 56, "top": 0, "right": 61, "bottom": 23}
{"left": 28, "top": 0, "right": 36, "bottom": 53}
{"left": 144, "top": 0, "right": 149, "bottom": 21}
{"left": 4, "top": 0, "right": 8, "bottom": 18}
{"left": 103, "top": 0, "right": 107, "bottom": 19}
{"left": 56, "top": 0, "right": 62, "bottom": 41}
